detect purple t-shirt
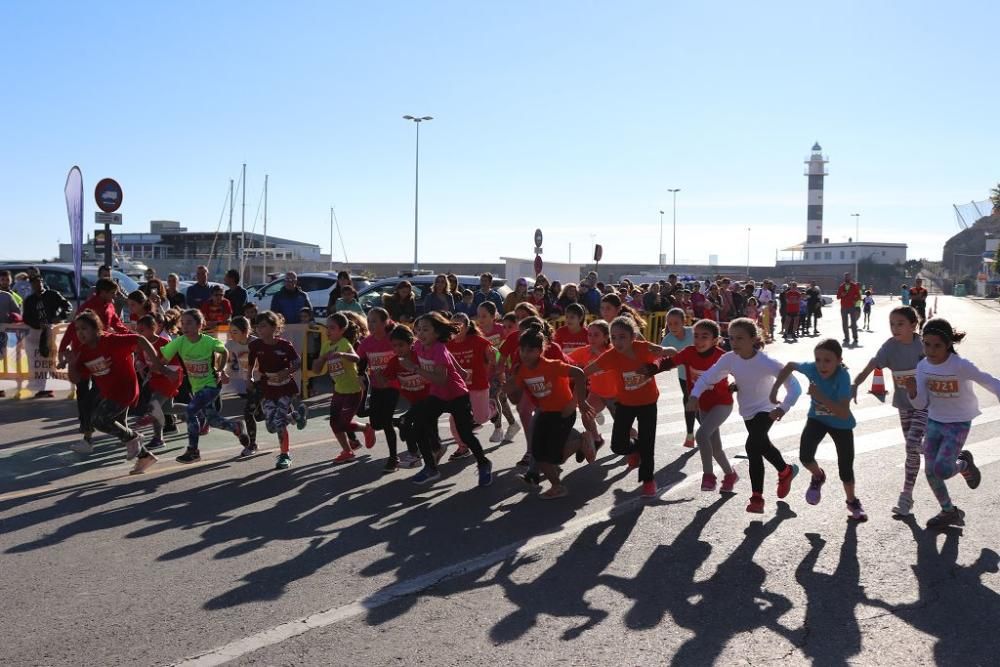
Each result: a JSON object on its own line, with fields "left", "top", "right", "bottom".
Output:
{"left": 415, "top": 340, "right": 467, "bottom": 401}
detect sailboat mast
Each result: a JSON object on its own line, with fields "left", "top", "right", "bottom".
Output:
{"left": 227, "top": 178, "right": 234, "bottom": 273}
{"left": 263, "top": 174, "right": 268, "bottom": 282}
{"left": 240, "top": 162, "right": 247, "bottom": 277}
{"left": 329, "top": 207, "right": 334, "bottom": 271}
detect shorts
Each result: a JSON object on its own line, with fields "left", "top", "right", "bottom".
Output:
{"left": 330, "top": 391, "right": 362, "bottom": 433}
{"left": 262, "top": 395, "right": 295, "bottom": 433}
{"left": 531, "top": 411, "right": 577, "bottom": 465}
{"left": 368, "top": 387, "right": 399, "bottom": 429}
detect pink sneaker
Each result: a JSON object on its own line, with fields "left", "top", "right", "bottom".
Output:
{"left": 626, "top": 453, "right": 641, "bottom": 469}
{"left": 641, "top": 480, "right": 658, "bottom": 498}
{"left": 720, "top": 471, "right": 740, "bottom": 493}
{"left": 333, "top": 449, "right": 356, "bottom": 465}
{"left": 701, "top": 473, "right": 717, "bottom": 491}
{"left": 363, "top": 425, "right": 376, "bottom": 448}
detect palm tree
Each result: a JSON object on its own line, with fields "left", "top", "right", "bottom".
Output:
{"left": 992, "top": 182, "right": 1000, "bottom": 215}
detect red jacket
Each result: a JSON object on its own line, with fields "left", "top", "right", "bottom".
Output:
{"left": 58, "top": 295, "right": 129, "bottom": 355}
{"left": 836, "top": 282, "right": 860, "bottom": 311}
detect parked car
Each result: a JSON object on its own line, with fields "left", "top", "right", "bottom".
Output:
{"left": 0, "top": 262, "right": 139, "bottom": 306}
{"left": 252, "top": 273, "right": 371, "bottom": 317}
{"left": 355, "top": 275, "right": 513, "bottom": 315}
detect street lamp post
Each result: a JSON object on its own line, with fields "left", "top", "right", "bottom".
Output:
{"left": 403, "top": 115, "right": 433, "bottom": 271}
{"left": 851, "top": 212, "right": 861, "bottom": 281}
{"left": 746, "top": 226, "right": 751, "bottom": 278}
{"left": 658, "top": 210, "right": 665, "bottom": 268}
{"left": 668, "top": 188, "right": 681, "bottom": 266}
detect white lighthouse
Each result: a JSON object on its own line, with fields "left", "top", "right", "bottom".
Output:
{"left": 805, "top": 142, "right": 828, "bottom": 244}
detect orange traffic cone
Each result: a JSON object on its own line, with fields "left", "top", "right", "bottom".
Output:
{"left": 869, "top": 368, "right": 887, "bottom": 402}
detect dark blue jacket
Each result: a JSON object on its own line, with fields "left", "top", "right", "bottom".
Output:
{"left": 271, "top": 288, "right": 312, "bottom": 324}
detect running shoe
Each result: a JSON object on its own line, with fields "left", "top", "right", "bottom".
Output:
{"left": 805, "top": 471, "right": 826, "bottom": 505}
{"left": 332, "top": 449, "right": 355, "bottom": 465}
{"left": 412, "top": 466, "right": 441, "bottom": 485}
{"left": 683, "top": 433, "right": 696, "bottom": 448}
{"left": 363, "top": 424, "right": 376, "bottom": 448}
{"left": 162, "top": 423, "right": 179, "bottom": 435}
{"left": 520, "top": 470, "right": 542, "bottom": 486}
{"left": 580, "top": 432, "right": 597, "bottom": 464}
{"left": 295, "top": 403, "right": 309, "bottom": 430}
{"left": 892, "top": 493, "right": 913, "bottom": 517}
{"left": 720, "top": 471, "right": 739, "bottom": 493}
{"left": 239, "top": 442, "right": 259, "bottom": 458}
{"left": 701, "top": 473, "right": 717, "bottom": 492}
{"left": 489, "top": 425, "right": 504, "bottom": 443}
{"left": 958, "top": 451, "right": 981, "bottom": 489}
{"left": 233, "top": 423, "right": 251, "bottom": 450}
{"left": 130, "top": 452, "right": 158, "bottom": 475}
{"left": 176, "top": 448, "right": 201, "bottom": 464}
{"left": 134, "top": 415, "right": 155, "bottom": 428}
{"left": 847, "top": 498, "right": 868, "bottom": 522}
{"left": 398, "top": 452, "right": 422, "bottom": 469}
{"left": 540, "top": 486, "right": 569, "bottom": 500}
{"left": 640, "top": 480, "right": 658, "bottom": 498}
{"left": 124, "top": 433, "right": 143, "bottom": 461}
{"left": 516, "top": 453, "right": 531, "bottom": 468}
{"left": 349, "top": 438, "right": 362, "bottom": 450}
{"left": 626, "top": 452, "right": 641, "bottom": 470}
{"left": 275, "top": 453, "right": 292, "bottom": 470}
{"left": 504, "top": 423, "right": 521, "bottom": 441}
{"left": 70, "top": 438, "right": 94, "bottom": 455}
{"left": 382, "top": 457, "right": 399, "bottom": 474}
{"left": 746, "top": 493, "right": 765, "bottom": 514}
{"left": 595, "top": 411, "right": 606, "bottom": 426}
{"left": 926, "top": 507, "right": 965, "bottom": 529}
{"left": 199, "top": 422, "right": 211, "bottom": 436}
{"left": 147, "top": 437, "right": 165, "bottom": 449}
{"left": 478, "top": 461, "right": 494, "bottom": 487}
{"left": 449, "top": 446, "right": 473, "bottom": 461}
{"left": 776, "top": 464, "right": 798, "bottom": 499}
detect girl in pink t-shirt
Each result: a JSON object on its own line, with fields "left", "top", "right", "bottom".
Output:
{"left": 406, "top": 312, "right": 494, "bottom": 487}
{"left": 358, "top": 307, "right": 405, "bottom": 472}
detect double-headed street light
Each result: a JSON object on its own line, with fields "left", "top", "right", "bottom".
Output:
{"left": 403, "top": 115, "right": 433, "bottom": 271}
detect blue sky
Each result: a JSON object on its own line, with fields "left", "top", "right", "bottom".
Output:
{"left": 2, "top": 1, "right": 996, "bottom": 267}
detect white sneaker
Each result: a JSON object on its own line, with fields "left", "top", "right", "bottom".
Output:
{"left": 130, "top": 452, "right": 158, "bottom": 475}
{"left": 125, "top": 433, "right": 143, "bottom": 461}
{"left": 70, "top": 438, "right": 94, "bottom": 455}
{"left": 595, "top": 411, "right": 606, "bottom": 426}
{"left": 504, "top": 423, "right": 521, "bottom": 441}
{"left": 399, "top": 452, "right": 422, "bottom": 469}
{"left": 489, "top": 425, "right": 504, "bottom": 443}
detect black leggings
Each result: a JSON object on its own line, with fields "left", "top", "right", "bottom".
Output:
{"left": 369, "top": 387, "right": 400, "bottom": 457}
{"left": 744, "top": 412, "right": 788, "bottom": 493}
{"left": 398, "top": 404, "right": 430, "bottom": 457}
{"left": 243, "top": 381, "right": 263, "bottom": 444}
{"left": 610, "top": 402, "right": 657, "bottom": 483}
{"left": 419, "top": 394, "right": 488, "bottom": 470}
{"left": 75, "top": 378, "right": 95, "bottom": 433}
{"left": 799, "top": 418, "right": 855, "bottom": 483}
{"left": 678, "top": 378, "right": 697, "bottom": 435}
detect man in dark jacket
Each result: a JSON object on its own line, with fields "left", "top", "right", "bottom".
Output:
{"left": 224, "top": 269, "right": 248, "bottom": 315}
{"left": 271, "top": 272, "right": 312, "bottom": 324}
{"left": 578, "top": 280, "right": 601, "bottom": 316}
{"left": 23, "top": 275, "right": 71, "bottom": 397}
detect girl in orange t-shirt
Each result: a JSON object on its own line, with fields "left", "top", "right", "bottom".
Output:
{"left": 586, "top": 315, "right": 670, "bottom": 498}
{"left": 507, "top": 327, "right": 593, "bottom": 498}
{"left": 569, "top": 320, "right": 618, "bottom": 453}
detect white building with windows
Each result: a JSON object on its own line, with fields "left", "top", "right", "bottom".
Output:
{"left": 779, "top": 240, "right": 907, "bottom": 266}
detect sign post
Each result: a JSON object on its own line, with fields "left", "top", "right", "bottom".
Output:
{"left": 533, "top": 228, "right": 544, "bottom": 276}
{"left": 594, "top": 243, "right": 603, "bottom": 274}
{"left": 94, "top": 178, "right": 123, "bottom": 267}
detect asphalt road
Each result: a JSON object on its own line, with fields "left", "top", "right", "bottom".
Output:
{"left": 2, "top": 295, "right": 999, "bottom": 666}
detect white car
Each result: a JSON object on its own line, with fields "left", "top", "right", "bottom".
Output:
{"left": 253, "top": 273, "right": 370, "bottom": 316}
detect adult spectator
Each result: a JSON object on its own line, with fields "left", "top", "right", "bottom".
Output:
{"left": 0, "top": 270, "right": 22, "bottom": 323}
{"left": 900, "top": 283, "right": 910, "bottom": 306}
{"left": 471, "top": 273, "right": 504, "bottom": 311}
{"left": 383, "top": 280, "right": 417, "bottom": 323}
{"left": 23, "top": 275, "right": 70, "bottom": 396}
{"left": 586, "top": 270, "right": 599, "bottom": 284}
{"left": 836, "top": 272, "right": 861, "bottom": 346}
{"left": 805, "top": 281, "right": 822, "bottom": 334}
{"left": 144, "top": 277, "right": 167, "bottom": 313}
{"left": 223, "top": 269, "right": 248, "bottom": 315}
{"left": 446, "top": 273, "right": 462, "bottom": 300}
{"left": 139, "top": 268, "right": 157, "bottom": 296}
{"left": 909, "top": 278, "right": 928, "bottom": 329}
{"left": 326, "top": 270, "right": 354, "bottom": 313}
{"left": 503, "top": 278, "right": 530, "bottom": 314}
{"left": 642, "top": 283, "right": 666, "bottom": 312}
{"left": 165, "top": 273, "right": 186, "bottom": 309}
{"left": 270, "top": 271, "right": 312, "bottom": 325}
{"left": 185, "top": 265, "right": 213, "bottom": 310}
{"left": 423, "top": 274, "right": 455, "bottom": 314}
{"left": 12, "top": 271, "right": 33, "bottom": 300}
{"left": 578, "top": 280, "right": 601, "bottom": 316}
{"left": 719, "top": 278, "right": 736, "bottom": 321}
{"left": 556, "top": 282, "right": 580, "bottom": 311}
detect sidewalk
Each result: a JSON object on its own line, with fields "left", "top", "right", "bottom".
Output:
{"left": 967, "top": 295, "right": 1000, "bottom": 313}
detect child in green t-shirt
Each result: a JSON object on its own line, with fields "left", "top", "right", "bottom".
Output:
{"left": 313, "top": 313, "right": 372, "bottom": 464}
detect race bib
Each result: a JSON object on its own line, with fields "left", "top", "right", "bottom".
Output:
{"left": 367, "top": 350, "right": 394, "bottom": 374}
{"left": 267, "top": 375, "right": 292, "bottom": 387}
{"left": 524, "top": 375, "right": 551, "bottom": 399}
{"left": 927, "top": 377, "right": 960, "bottom": 398}
{"left": 813, "top": 400, "right": 834, "bottom": 417}
{"left": 622, "top": 371, "right": 651, "bottom": 392}
{"left": 891, "top": 369, "right": 915, "bottom": 388}
{"left": 399, "top": 372, "right": 425, "bottom": 393}
{"left": 84, "top": 356, "right": 112, "bottom": 377}
{"left": 186, "top": 360, "right": 211, "bottom": 377}
{"left": 327, "top": 355, "right": 345, "bottom": 378}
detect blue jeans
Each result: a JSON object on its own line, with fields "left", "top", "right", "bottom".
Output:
{"left": 186, "top": 386, "right": 238, "bottom": 449}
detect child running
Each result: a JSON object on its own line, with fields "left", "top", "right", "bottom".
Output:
{"left": 248, "top": 311, "right": 308, "bottom": 469}
{"left": 569, "top": 320, "right": 618, "bottom": 451}
{"left": 65, "top": 310, "right": 170, "bottom": 473}
{"left": 506, "top": 326, "right": 595, "bottom": 498}
{"left": 313, "top": 313, "right": 374, "bottom": 465}
{"left": 161, "top": 309, "right": 251, "bottom": 462}
{"left": 862, "top": 290, "right": 875, "bottom": 331}
{"left": 660, "top": 319, "right": 737, "bottom": 493}
{"left": 446, "top": 312, "right": 495, "bottom": 460}
{"left": 585, "top": 315, "right": 670, "bottom": 498}
{"left": 691, "top": 318, "right": 801, "bottom": 514}
{"left": 554, "top": 303, "right": 589, "bottom": 354}
{"left": 772, "top": 339, "right": 866, "bottom": 521}
{"left": 478, "top": 302, "right": 519, "bottom": 442}
{"left": 135, "top": 315, "right": 183, "bottom": 450}
{"left": 226, "top": 316, "right": 263, "bottom": 455}
{"left": 381, "top": 326, "right": 434, "bottom": 468}
{"left": 907, "top": 318, "right": 1000, "bottom": 528}
{"left": 659, "top": 307, "right": 697, "bottom": 447}
{"left": 358, "top": 308, "right": 402, "bottom": 472}
{"left": 406, "top": 312, "right": 494, "bottom": 486}
{"left": 851, "top": 306, "right": 925, "bottom": 516}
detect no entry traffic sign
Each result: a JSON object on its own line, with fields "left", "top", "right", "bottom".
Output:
{"left": 94, "top": 178, "right": 123, "bottom": 213}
